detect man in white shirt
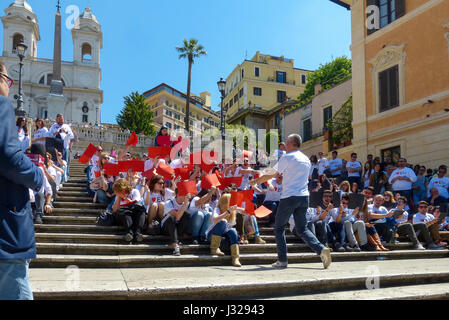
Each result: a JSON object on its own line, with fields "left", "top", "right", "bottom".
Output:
{"left": 317, "top": 152, "right": 329, "bottom": 177}
{"left": 412, "top": 201, "right": 444, "bottom": 249}
{"left": 346, "top": 153, "right": 363, "bottom": 191}
{"left": 388, "top": 158, "right": 417, "bottom": 204}
{"left": 249, "top": 134, "right": 331, "bottom": 269}
{"left": 48, "top": 114, "right": 74, "bottom": 176}
{"left": 427, "top": 165, "right": 449, "bottom": 200}
{"left": 328, "top": 151, "right": 343, "bottom": 183}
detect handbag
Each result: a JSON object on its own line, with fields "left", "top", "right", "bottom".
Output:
{"left": 96, "top": 211, "right": 116, "bottom": 226}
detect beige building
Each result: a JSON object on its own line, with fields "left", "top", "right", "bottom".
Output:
{"left": 223, "top": 51, "right": 311, "bottom": 131}
{"left": 332, "top": 0, "right": 449, "bottom": 168}
{"left": 284, "top": 78, "right": 352, "bottom": 158}
{"left": 143, "top": 83, "right": 220, "bottom": 135}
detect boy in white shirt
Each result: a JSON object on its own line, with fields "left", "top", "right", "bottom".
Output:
{"left": 346, "top": 153, "right": 362, "bottom": 191}
{"left": 388, "top": 158, "right": 417, "bottom": 204}
{"left": 412, "top": 201, "right": 444, "bottom": 250}
{"left": 427, "top": 165, "right": 449, "bottom": 200}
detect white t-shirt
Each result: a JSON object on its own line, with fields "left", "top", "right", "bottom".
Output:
{"left": 273, "top": 150, "right": 310, "bottom": 199}
{"left": 235, "top": 166, "right": 253, "bottom": 190}
{"left": 346, "top": 161, "right": 362, "bottom": 177}
{"left": 187, "top": 196, "right": 207, "bottom": 214}
{"left": 161, "top": 198, "right": 184, "bottom": 227}
{"left": 47, "top": 166, "right": 57, "bottom": 180}
{"left": 328, "top": 158, "right": 343, "bottom": 176}
{"left": 33, "top": 127, "right": 49, "bottom": 146}
{"left": 389, "top": 167, "right": 417, "bottom": 191}
{"left": 393, "top": 210, "right": 409, "bottom": 225}
{"left": 264, "top": 179, "right": 282, "bottom": 202}
{"left": 368, "top": 204, "right": 388, "bottom": 224}
{"left": 48, "top": 123, "right": 74, "bottom": 149}
{"left": 90, "top": 154, "right": 99, "bottom": 167}
{"left": 30, "top": 174, "right": 53, "bottom": 202}
{"left": 114, "top": 189, "right": 142, "bottom": 208}
{"left": 364, "top": 169, "right": 374, "bottom": 188}
{"left": 169, "top": 159, "right": 184, "bottom": 170}
{"left": 144, "top": 159, "right": 154, "bottom": 172}
{"left": 413, "top": 212, "right": 435, "bottom": 224}
{"left": 427, "top": 176, "right": 449, "bottom": 199}
{"left": 318, "top": 157, "right": 329, "bottom": 175}
{"left": 143, "top": 190, "right": 166, "bottom": 212}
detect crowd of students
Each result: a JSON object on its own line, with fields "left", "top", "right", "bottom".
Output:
{"left": 305, "top": 151, "right": 449, "bottom": 251}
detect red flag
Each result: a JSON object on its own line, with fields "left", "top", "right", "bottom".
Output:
{"left": 157, "top": 162, "right": 175, "bottom": 180}
{"left": 200, "top": 163, "right": 216, "bottom": 174}
{"left": 244, "top": 202, "right": 255, "bottom": 215}
{"left": 175, "top": 167, "right": 191, "bottom": 180}
{"left": 218, "top": 176, "right": 243, "bottom": 190}
{"left": 242, "top": 150, "right": 254, "bottom": 160}
{"left": 147, "top": 147, "right": 172, "bottom": 159}
{"left": 254, "top": 205, "right": 272, "bottom": 219}
{"left": 177, "top": 180, "right": 198, "bottom": 197}
{"left": 119, "top": 160, "right": 145, "bottom": 173}
{"left": 126, "top": 132, "right": 138, "bottom": 147}
{"left": 230, "top": 191, "right": 243, "bottom": 206}
{"left": 103, "top": 163, "right": 120, "bottom": 177}
{"left": 156, "top": 135, "right": 172, "bottom": 147}
{"left": 142, "top": 170, "right": 155, "bottom": 180}
{"left": 229, "top": 189, "right": 253, "bottom": 207}
{"left": 201, "top": 174, "right": 221, "bottom": 190}
{"left": 78, "top": 144, "right": 97, "bottom": 164}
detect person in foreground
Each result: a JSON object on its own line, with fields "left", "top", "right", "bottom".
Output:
{"left": 249, "top": 134, "right": 331, "bottom": 269}
{"left": 0, "top": 61, "right": 44, "bottom": 300}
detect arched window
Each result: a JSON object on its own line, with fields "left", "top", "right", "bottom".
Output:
{"left": 12, "top": 33, "right": 24, "bottom": 53}
{"left": 82, "top": 43, "right": 92, "bottom": 64}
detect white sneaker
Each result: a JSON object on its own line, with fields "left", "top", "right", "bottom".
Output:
{"left": 320, "top": 247, "right": 332, "bottom": 269}
{"left": 272, "top": 260, "right": 288, "bottom": 269}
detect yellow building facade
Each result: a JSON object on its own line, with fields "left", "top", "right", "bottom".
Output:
{"left": 223, "top": 52, "right": 311, "bottom": 132}
{"left": 143, "top": 83, "right": 220, "bottom": 135}
{"left": 332, "top": 0, "right": 449, "bottom": 168}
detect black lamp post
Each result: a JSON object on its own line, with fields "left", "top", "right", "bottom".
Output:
{"left": 15, "top": 40, "right": 27, "bottom": 117}
{"left": 217, "top": 77, "right": 226, "bottom": 163}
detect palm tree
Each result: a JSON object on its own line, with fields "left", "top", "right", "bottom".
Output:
{"left": 175, "top": 39, "right": 207, "bottom": 133}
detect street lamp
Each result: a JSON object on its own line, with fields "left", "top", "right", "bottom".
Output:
{"left": 15, "top": 40, "right": 27, "bottom": 117}
{"left": 217, "top": 77, "right": 226, "bottom": 163}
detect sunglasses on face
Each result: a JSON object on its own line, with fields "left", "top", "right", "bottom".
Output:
{"left": 419, "top": 206, "right": 428, "bottom": 209}
{"left": 342, "top": 202, "right": 349, "bottom": 205}
{"left": 323, "top": 195, "right": 333, "bottom": 199}
{"left": 0, "top": 72, "right": 14, "bottom": 88}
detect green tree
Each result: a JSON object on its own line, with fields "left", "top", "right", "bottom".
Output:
{"left": 297, "top": 56, "right": 352, "bottom": 106}
{"left": 116, "top": 91, "right": 156, "bottom": 136}
{"left": 175, "top": 38, "right": 207, "bottom": 133}
{"left": 326, "top": 95, "right": 353, "bottom": 149}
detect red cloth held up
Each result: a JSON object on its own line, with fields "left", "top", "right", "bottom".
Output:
{"left": 218, "top": 176, "right": 243, "bottom": 190}
{"left": 147, "top": 147, "right": 172, "bottom": 159}
{"left": 201, "top": 174, "right": 221, "bottom": 190}
{"left": 142, "top": 170, "right": 155, "bottom": 180}
{"left": 78, "top": 144, "right": 97, "bottom": 164}
{"left": 126, "top": 132, "right": 139, "bottom": 147}
{"left": 119, "top": 160, "right": 145, "bottom": 173}
{"left": 103, "top": 163, "right": 120, "bottom": 177}
{"left": 177, "top": 180, "right": 198, "bottom": 197}
{"left": 156, "top": 162, "right": 175, "bottom": 180}
{"left": 156, "top": 135, "right": 172, "bottom": 147}
{"left": 174, "top": 167, "right": 191, "bottom": 180}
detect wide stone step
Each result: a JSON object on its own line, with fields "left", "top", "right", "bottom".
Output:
{"left": 48, "top": 208, "right": 101, "bottom": 217}
{"left": 53, "top": 202, "right": 107, "bottom": 209}
{"left": 35, "top": 242, "right": 319, "bottom": 256}
{"left": 67, "top": 178, "right": 87, "bottom": 183}
{"left": 42, "top": 216, "right": 98, "bottom": 225}
{"left": 55, "top": 196, "right": 94, "bottom": 203}
{"left": 62, "top": 183, "right": 87, "bottom": 188}
{"left": 30, "top": 250, "right": 449, "bottom": 269}
{"left": 59, "top": 187, "right": 87, "bottom": 192}
{"left": 56, "top": 191, "right": 90, "bottom": 197}
{"left": 34, "top": 224, "right": 119, "bottom": 234}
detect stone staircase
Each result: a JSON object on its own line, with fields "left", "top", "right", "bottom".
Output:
{"left": 30, "top": 162, "right": 449, "bottom": 299}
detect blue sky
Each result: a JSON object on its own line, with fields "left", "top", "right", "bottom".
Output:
{"left": 1, "top": 0, "right": 351, "bottom": 124}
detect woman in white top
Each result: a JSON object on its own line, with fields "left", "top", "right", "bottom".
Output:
{"left": 16, "top": 117, "right": 30, "bottom": 153}
{"left": 205, "top": 193, "right": 243, "bottom": 267}
{"left": 363, "top": 162, "right": 374, "bottom": 189}
{"left": 32, "top": 118, "right": 49, "bottom": 147}
{"left": 142, "top": 174, "right": 176, "bottom": 226}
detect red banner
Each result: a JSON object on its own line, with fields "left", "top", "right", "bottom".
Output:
{"left": 147, "top": 147, "right": 172, "bottom": 159}
{"left": 126, "top": 132, "right": 138, "bottom": 147}
{"left": 177, "top": 180, "right": 198, "bottom": 197}
{"left": 78, "top": 143, "right": 97, "bottom": 164}
{"left": 201, "top": 174, "right": 221, "bottom": 190}
{"left": 103, "top": 163, "right": 120, "bottom": 176}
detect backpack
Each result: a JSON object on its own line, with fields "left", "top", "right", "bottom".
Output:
{"left": 96, "top": 211, "right": 116, "bottom": 226}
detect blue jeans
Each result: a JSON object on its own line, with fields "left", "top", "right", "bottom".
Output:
{"left": 107, "top": 196, "right": 115, "bottom": 211}
{"left": 96, "top": 190, "right": 112, "bottom": 205}
{"left": 63, "top": 148, "right": 69, "bottom": 177}
{"left": 190, "top": 210, "right": 212, "bottom": 239}
{"left": 0, "top": 259, "right": 33, "bottom": 300}
{"left": 251, "top": 215, "right": 260, "bottom": 237}
{"left": 329, "top": 222, "right": 346, "bottom": 244}
{"left": 275, "top": 196, "right": 325, "bottom": 263}
{"left": 207, "top": 221, "right": 238, "bottom": 245}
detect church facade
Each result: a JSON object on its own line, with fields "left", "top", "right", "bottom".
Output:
{"left": 0, "top": 0, "right": 103, "bottom": 124}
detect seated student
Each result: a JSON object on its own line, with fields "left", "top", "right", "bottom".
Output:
{"left": 357, "top": 201, "right": 389, "bottom": 251}
{"left": 289, "top": 190, "right": 340, "bottom": 251}
{"left": 44, "top": 153, "right": 58, "bottom": 199}
{"left": 262, "top": 174, "right": 283, "bottom": 227}
{"left": 55, "top": 150, "right": 68, "bottom": 184}
{"left": 90, "top": 153, "right": 113, "bottom": 204}
{"left": 142, "top": 174, "right": 176, "bottom": 229}
{"left": 161, "top": 189, "right": 193, "bottom": 256}
{"left": 205, "top": 193, "right": 242, "bottom": 267}
{"left": 413, "top": 201, "right": 446, "bottom": 249}
{"left": 428, "top": 188, "right": 449, "bottom": 214}
{"left": 188, "top": 187, "right": 219, "bottom": 244}
{"left": 394, "top": 192, "right": 410, "bottom": 212}
{"left": 112, "top": 178, "right": 146, "bottom": 244}
{"left": 382, "top": 191, "right": 396, "bottom": 210}
{"left": 369, "top": 195, "right": 395, "bottom": 244}
{"left": 332, "top": 194, "right": 370, "bottom": 252}
{"left": 390, "top": 197, "right": 425, "bottom": 250}
{"left": 337, "top": 181, "right": 351, "bottom": 198}
{"left": 438, "top": 206, "right": 449, "bottom": 231}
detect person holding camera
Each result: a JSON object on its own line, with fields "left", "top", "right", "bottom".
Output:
{"left": 48, "top": 114, "right": 74, "bottom": 176}
{"left": 0, "top": 62, "right": 44, "bottom": 300}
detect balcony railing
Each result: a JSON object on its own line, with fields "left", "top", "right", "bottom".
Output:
{"left": 267, "top": 77, "right": 296, "bottom": 86}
